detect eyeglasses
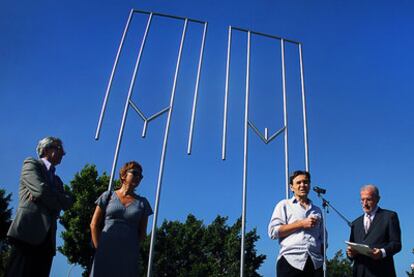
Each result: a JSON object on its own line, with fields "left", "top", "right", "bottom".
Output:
{"left": 50, "top": 145, "right": 65, "bottom": 154}
{"left": 127, "top": 169, "right": 143, "bottom": 179}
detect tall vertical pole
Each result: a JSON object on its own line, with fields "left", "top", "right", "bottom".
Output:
{"left": 147, "top": 19, "right": 188, "bottom": 277}
{"left": 240, "top": 31, "right": 251, "bottom": 277}
{"left": 298, "top": 43, "right": 309, "bottom": 172}
{"left": 222, "top": 26, "right": 232, "bottom": 160}
{"left": 322, "top": 206, "right": 327, "bottom": 277}
{"left": 280, "top": 39, "right": 289, "bottom": 199}
{"left": 107, "top": 13, "right": 153, "bottom": 191}
{"left": 187, "top": 22, "right": 208, "bottom": 154}
{"left": 95, "top": 9, "right": 135, "bottom": 140}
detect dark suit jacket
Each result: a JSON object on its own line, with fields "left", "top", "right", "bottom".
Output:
{"left": 7, "top": 157, "right": 73, "bottom": 252}
{"left": 349, "top": 207, "right": 401, "bottom": 277}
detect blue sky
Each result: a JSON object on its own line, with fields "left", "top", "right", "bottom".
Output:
{"left": 1, "top": 0, "right": 414, "bottom": 276}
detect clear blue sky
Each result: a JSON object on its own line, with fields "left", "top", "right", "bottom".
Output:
{"left": 1, "top": 0, "right": 414, "bottom": 276}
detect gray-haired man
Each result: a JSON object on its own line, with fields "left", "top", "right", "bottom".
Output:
{"left": 6, "top": 137, "right": 73, "bottom": 277}
{"left": 346, "top": 184, "right": 401, "bottom": 277}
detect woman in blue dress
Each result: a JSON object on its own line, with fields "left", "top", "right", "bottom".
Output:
{"left": 90, "top": 161, "right": 153, "bottom": 276}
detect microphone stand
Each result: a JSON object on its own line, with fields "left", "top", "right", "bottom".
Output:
{"left": 315, "top": 192, "right": 352, "bottom": 277}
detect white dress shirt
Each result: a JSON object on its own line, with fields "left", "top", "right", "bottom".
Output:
{"left": 268, "top": 197, "right": 325, "bottom": 271}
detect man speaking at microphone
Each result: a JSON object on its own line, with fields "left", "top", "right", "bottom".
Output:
{"left": 268, "top": 170, "right": 325, "bottom": 277}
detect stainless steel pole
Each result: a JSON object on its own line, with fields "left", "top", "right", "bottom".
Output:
{"left": 322, "top": 205, "right": 327, "bottom": 277}
{"left": 107, "top": 13, "right": 153, "bottom": 191}
{"left": 222, "top": 26, "right": 232, "bottom": 160}
{"left": 280, "top": 38, "right": 289, "bottom": 199}
{"left": 299, "top": 43, "right": 309, "bottom": 172}
{"left": 147, "top": 19, "right": 189, "bottom": 277}
{"left": 187, "top": 22, "right": 208, "bottom": 154}
{"left": 240, "top": 30, "right": 251, "bottom": 277}
{"left": 95, "top": 9, "right": 135, "bottom": 140}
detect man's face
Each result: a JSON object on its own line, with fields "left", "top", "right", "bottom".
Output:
{"left": 44, "top": 143, "right": 66, "bottom": 166}
{"left": 360, "top": 189, "right": 379, "bottom": 214}
{"left": 290, "top": 174, "right": 310, "bottom": 198}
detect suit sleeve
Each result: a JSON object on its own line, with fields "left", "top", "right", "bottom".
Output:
{"left": 54, "top": 175, "right": 74, "bottom": 211}
{"left": 347, "top": 223, "right": 355, "bottom": 260}
{"left": 384, "top": 212, "right": 402, "bottom": 256}
{"left": 349, "top": 223, "right": 355, "bottom": 243}
{"left": 21, "top": 159, "right": 61, "bottom": 212}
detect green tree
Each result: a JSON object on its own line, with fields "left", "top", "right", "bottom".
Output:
{"left": 327, "top": 249, "right": 352, "bottom": 277}
{"left": 59, "top": 165, "right": 265, "bottom": 276}
{"left": 139, "top": 214, "right": 266, "bottom": 277}
{"left": 407, "top": 248, "right": 414, "bottom": 277}
{"left": 59, "top": 165, "right": 114, "bottom": 277}
{"left": 0, "top": 189, "right": 12, "bottom": 277}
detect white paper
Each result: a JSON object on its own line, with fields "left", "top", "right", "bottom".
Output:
{"left": 345, "top": 241, "right": 372, "bottom": 256}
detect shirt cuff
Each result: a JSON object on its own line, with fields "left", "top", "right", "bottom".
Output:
{"left": 380, "top": 248, "right": 386, "bottom": 258}
{"left": 270, "top": 226, "right": 281, "bottom": 239}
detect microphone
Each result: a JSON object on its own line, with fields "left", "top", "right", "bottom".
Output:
{"left": 313, "top": 186, "right": 327, "bottom": 194}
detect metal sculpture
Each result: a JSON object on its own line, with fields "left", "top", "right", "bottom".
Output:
{"left": 95, "top": 9, "right": 207, "bottom": 276}
{"left": 221, "top": 26, "right": 310, "bottom": 277}
{"left": 96, "top": 10, "right": 311, "bottom": 276}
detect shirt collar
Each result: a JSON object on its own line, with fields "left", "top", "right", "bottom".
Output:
{"left": 365, "top": 205, "right": 379, "bottom": 217}
{"left": 290, "top": 196, "right": 312, "bottom": 205}
{"left": 41, "top": 158, "right": 52, "bottom": 171}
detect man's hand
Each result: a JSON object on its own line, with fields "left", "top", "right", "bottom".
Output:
{"left": 370, "top": 248, "right": 382, "bottom": 260}
{"left": 346, "top": 246, "right": 357, "bottom": 258}
{"left": 301, "top": 216, "right": 318, "bottom": 229}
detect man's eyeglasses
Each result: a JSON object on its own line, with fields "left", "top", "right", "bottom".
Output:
{"left": 51, "top": 145, "right": 65, "bottom": 154}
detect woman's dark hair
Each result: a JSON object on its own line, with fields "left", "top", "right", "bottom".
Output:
{"left": 289, "top": 170, "right": 311, "bottom": 185}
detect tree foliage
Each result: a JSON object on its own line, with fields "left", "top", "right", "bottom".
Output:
{"left": 0, "top": 189, "right": 12, "bottom": 277}
{"left": 58, "top": 164, "right": 114, "bottom": 277}
{"left": 59, "top": 164, "right": 265, "bottom": 276}
{"left": 327, "top": 249, "right": 352, "bottom": 277}
{"left": 407, "top": 248, "right": 414, "bottom": 277}
{"left": 139, "top": 214, "right": 266, "bottom": 277}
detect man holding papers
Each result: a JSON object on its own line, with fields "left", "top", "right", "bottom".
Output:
{"left": 346, "top": 184, "right": 401, "bottom": 277}
{"left": 268, "top": 170, "right": 324, "bottom": 276}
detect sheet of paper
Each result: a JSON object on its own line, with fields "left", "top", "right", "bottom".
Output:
{"left": 345, "top": 241, "right": 372, "bottom": 256}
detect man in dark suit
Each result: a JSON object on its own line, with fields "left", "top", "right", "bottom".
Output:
{"left": 346, "top": 184, "right": 401, "bottom": 277}
{"left": 6, "top": 137, "right": 73, "bottom": 277}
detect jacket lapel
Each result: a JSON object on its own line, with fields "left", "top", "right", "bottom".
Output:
{"left": 364, "top": 207, "right": 382, "bottom": 238}
{"left": 367, "top": 207, "right": 382, "bottom": 235}
{"left": 355, "top": 216, "right": 367, "bottom": 239}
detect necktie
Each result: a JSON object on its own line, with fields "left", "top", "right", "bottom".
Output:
{"left": 364, "top": 214, "right": 371, "bottom": 233}
{"left": 48, "top": 166, "right": 56, "bottom": 184}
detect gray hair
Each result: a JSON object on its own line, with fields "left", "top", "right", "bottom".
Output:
{"left": 361, "top": 184, "right": 380, "bottom": 199}
{"left": 36, "top": 137, "right": 62, "bottom": 158}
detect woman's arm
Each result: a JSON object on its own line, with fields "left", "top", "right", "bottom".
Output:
{"left": 138, "top": 216, "right": 149, "bottom": 242}
{"left": 90, "top": 206, "right": 104, "bottom": 248}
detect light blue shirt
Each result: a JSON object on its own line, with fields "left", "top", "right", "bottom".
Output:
{"left": 268, "top": 196, "right": 325, "bottom": 271}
